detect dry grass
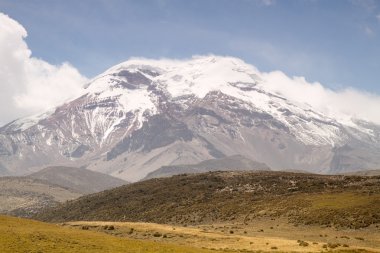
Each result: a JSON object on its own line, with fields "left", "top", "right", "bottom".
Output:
{"left": 64, "top": 219, "right": 380, "bottom": 253}
{"left": 309, "top": 192, "right": 378, "bottom": 209}
{"left": 0, "top": 215, "right": 232, "bottom": 253}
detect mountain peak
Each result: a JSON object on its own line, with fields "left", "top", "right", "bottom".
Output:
{"left": 1, "top": 56, "right": 380, "bottom": 181}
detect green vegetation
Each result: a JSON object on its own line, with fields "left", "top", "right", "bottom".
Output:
{"left": 0, "top": 215, "right": 234, "bottom": 253}
{"left": 35, "top": 171, "right": 380, "bottom": 229}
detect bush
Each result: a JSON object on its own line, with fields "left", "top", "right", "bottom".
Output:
{"left": 327, "top": 243, "right": 340, "bottom": 249}
{"left": 153, "top": 232, "right": 162, "bottom": 237}
{"left": 298, "top": 240, "right": 309, "bottom": 247}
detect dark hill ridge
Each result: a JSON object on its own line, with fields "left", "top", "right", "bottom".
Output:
{"left": 28, "top": 166, "right": 128, "bottom": 194}
{"left": 35, "top": 171, "right": 380, "bottom": 229}
{"left": 143, "top": 155, "right": 270, "bottom": 180}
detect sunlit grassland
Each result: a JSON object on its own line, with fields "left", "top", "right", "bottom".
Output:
{"left": 0, "top": 215, "right": 231, "bottom": 253}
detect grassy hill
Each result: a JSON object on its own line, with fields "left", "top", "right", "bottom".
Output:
{"left": 0, "top": 215, "right": 230, "bottom": 253}
{"left": 35, "top": 171, "right": 380, "bottom": 229}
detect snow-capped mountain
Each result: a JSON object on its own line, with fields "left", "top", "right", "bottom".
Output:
{"left": 1, "top": 56, "right": 380, "bottom": 181}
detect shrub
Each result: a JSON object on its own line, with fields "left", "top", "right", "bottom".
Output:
{"left": 327, "top": 243, "right": 340, "bottom": 249}
{"left": 153, "top": 232, "right": 162, "bottom": 237}
{"left": 298, "top": 240, "right": 309, "bottom": 247}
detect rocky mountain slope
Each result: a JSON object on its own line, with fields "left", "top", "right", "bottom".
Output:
{"left": 143, "top": 155, "right": 270, "bottom": 180}
{"left": 29, "top": 166, "right": 127, "bottom": 194}
{"left": 0, "top": 177, "right": 81, "bottom": 217}
{"left": 35, "top": 171, "right": 380, "bottom": 229}
{"left": 1, "top": 56, "right": 380, "bottom": 181}
{"left": 0, "top": 166, "right": 127, "bottom": 217}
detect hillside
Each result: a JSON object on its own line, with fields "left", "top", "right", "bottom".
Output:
{"left": 0, "top": 215, "right": 226, "bottom": 253}
{"left": 344, "top": 169, "right": 380, "bottom": 176}
{"left": 0, "top": 177, "right": 81, "bottom": 217}
{"left": 36, "top": 171, "right": 380, "bottom": 229}
{"left": 143, "top": 155, "right": 270, "bottom": 180}
{"left": 28, "top": 166, "right": 127, "bottom": 194}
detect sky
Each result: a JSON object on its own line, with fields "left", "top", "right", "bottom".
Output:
{"left": 0, "top": 0, "right": 380, "bottom": 125}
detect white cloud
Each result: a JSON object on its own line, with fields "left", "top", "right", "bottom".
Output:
{"left": 364, "top": 26, "right": 375, "bottom": 36}
{"left": 261, "top": 71, "right": 380, "bottom": 125}
{"left": 244, "top": 0, "right": 276, "bottom": 7}
{"left": 260, "top": 0, "right": 276, "bottom": 6}
{"left": 377, "top": 14, "right": 380, "bottom": 21}
{"left": 0, "top": 13, "right": 87, "bottom": 125}
{"left": 351, "top": 0, "right": 377, "bottom": 11}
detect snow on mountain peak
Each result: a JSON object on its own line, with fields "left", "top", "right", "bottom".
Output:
{"left": 4, "top": 55, "right": 379, "bottom": 147}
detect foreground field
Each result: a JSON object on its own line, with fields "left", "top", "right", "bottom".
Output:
{"left": 1, "top": 215, "right": 379, "bottom": 252}
{"left": 65, "top": 218, "right": 380, "bottom": 253}
{"left": 0, "top": 215, "right": 231, "bottom": 253}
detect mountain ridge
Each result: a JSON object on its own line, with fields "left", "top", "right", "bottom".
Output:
{"left": 1, "top": 56, "right": 380, "bottom": 181}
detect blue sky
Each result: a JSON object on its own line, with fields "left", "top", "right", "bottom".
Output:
{"left": 0, "top": 0, "right": 380, "bottom": 93}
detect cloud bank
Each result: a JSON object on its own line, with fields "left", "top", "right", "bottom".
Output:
{"left": 261, "top": 71, "right": 380, "bottom": 125}
{"left": 0, "top": 13, "right": 87, "bottom": 125}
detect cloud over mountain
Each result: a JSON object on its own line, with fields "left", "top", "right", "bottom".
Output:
{"left": 261, "top": 71, "right": 380, "bottom": 125}
{"left": 0, "top": 13, "right": 87, "bottom": 125}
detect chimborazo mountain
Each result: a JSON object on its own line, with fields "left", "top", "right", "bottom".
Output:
{"left": 1, "top": 56, "right": 380, "bottom": 181}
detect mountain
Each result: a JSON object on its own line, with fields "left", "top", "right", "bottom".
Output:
{"left": 34, "top": 171, "right": 380, "bottom": 229}
{"left": 0, "top": 166, "right": 127, "bottom": 217}
{"left": 143, "top": 155, "right": 270, "bottom": 180}
{"left": 28, "top": 166, "right": 128, "bottom": 194}
{"left": 0, "top": 177, "right": 81, "bottom": 217}
{"left": 344, "top": 169, "right": 380, "bottom": 176}
{"left": 1, "top": 56, "right": 380, "bottom": 181}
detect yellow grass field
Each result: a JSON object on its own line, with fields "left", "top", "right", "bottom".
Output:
{"left": 0, "top": 215, "right": 232, "bottom": 253}
{"left": 65, "top": 218, "right": 380, "bottom": 253}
